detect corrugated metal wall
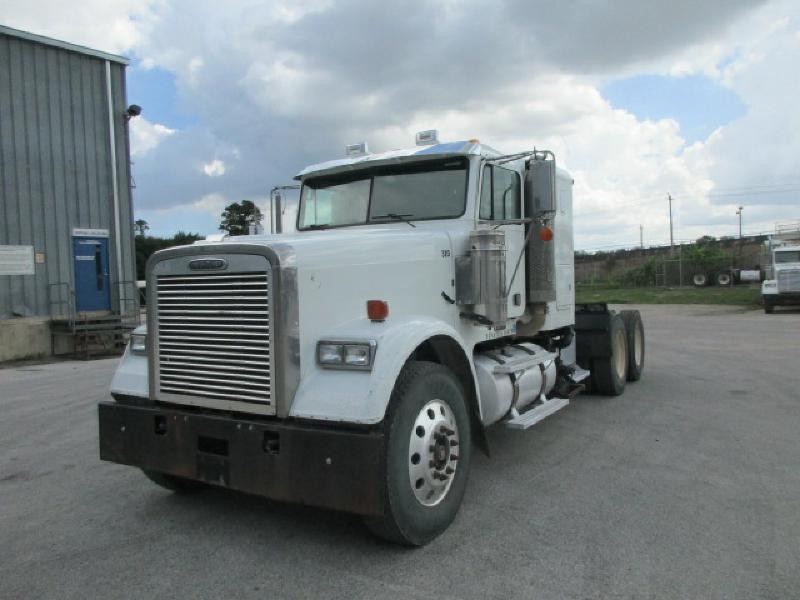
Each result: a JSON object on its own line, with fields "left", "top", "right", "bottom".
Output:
{"left": 0, "top": 32, "right": 136, "bottom": 319}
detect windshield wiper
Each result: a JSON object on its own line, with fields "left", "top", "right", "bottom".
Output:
{"left": 371, "top": 213, "right": 416, "bottom": 228}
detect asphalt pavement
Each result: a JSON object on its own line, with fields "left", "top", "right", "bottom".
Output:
{"left": 1, "top": 304, "right": 798, "bottom": 599}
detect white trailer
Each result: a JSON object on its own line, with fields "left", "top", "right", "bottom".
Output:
{"left": 99, "top": 134, "right": 646, "bottom": 545}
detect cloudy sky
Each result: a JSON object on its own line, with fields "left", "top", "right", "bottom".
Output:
{"left": 4, "top": 0, "right": 800, "bottom": 250}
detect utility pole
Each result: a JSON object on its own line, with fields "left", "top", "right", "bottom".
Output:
{"left": 640, "top": 224, "right": 644, "bottom": 249}
{"left": 668, "top": 194, "right": 674, "bottom": 253}
{"left": 736, "top": 206, "right": 743, "bottom": 239}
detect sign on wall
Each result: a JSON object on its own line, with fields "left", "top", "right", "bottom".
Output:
{"left": 0, "top": 245, "right": 35, "bottom": 275}
{"left": 73, "top": 228, "right": 110, "bottom": 238}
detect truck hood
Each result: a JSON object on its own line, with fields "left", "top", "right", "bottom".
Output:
{"left": 201, "top": 227, "right": 453, "bottom": 269}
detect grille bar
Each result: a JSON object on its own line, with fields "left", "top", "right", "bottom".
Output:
{"left": 778, "top": 271, "right": 800, "bottom": 292}
{"left": 156, "top": 269, "right": 272, "bottom": 407}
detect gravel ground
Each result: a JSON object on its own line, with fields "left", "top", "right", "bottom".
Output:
{"left": 1, "top": 304, "right": 798, "bottom": 599}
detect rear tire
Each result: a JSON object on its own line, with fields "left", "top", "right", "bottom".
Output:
{"left": 142, "top": 470, "right": 206, "bottom": 493}
{"left": 692, "top": 273, "right": 707, "bottom": 287}
{"left": 717, "top": 272, "right": 731, "bottom": 286}
{"left": 619, "top": 310, "right": 645, "bottom": 382}
{"left": 591, "top": 314, "right": 628, "bottom": 396}
{"left": 365, "top": 361, "right": 471, "bottom": 546}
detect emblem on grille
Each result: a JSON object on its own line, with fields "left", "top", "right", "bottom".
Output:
{"left": 189, "top": 258, "right": 228, "bottom": 271}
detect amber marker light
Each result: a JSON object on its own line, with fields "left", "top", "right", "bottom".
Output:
{"left": 539, "top": 226, "right": 554, "bottom": 242}
{"left": 367, "top": 300, "right": 389, "bottom": 322}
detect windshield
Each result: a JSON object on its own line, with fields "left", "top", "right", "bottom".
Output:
{"left": 297, "top": 158, "right": 468, "bottom": 229}
{"left": 775, "top": 250, "right": 800, "bottom": 263}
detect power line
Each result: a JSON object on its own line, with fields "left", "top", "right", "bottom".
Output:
{"left": 708, "top": 188, "right": 800, "bottom": 198}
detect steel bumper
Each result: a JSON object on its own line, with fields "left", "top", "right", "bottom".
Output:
{"left": 98, "top": 400, "right": 385, "bottom": 517}
{"left": 765, "top": 293, "right": 800, "bottom": 305}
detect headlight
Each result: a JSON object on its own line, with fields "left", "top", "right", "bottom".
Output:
{"left": 317, "top": 340, "right": 376, "bottom": 370}
{"left": 764, "top": 281, "right": 777, "bottom": 288}
{"left": 130, "top": 333, "right": 147, "bottom": 355}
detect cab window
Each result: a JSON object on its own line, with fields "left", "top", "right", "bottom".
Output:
{"left": 479, "top": 165, "right": 520, "bottom": 220}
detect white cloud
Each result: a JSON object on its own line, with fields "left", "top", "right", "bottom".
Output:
{"left": 129, "top": 117, "right": 175, "bottom": 158}
{"left": 5, "top": 0, "right": 798, "bottom": 248}
{"left": 202, "top": 159, "right": 226, "bottom": 177}
{"left": 1, "top": 0, "right": 160, "bottom": 55}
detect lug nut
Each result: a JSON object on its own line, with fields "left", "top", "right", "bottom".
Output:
{"left": 450, "top": 454, "right": 459, "bottom": 461}
{"left": 445, "top": 467, "right": 454, "bottom": 474}
{"left": 449, "top": 440, "right": 459, "bottom": 447}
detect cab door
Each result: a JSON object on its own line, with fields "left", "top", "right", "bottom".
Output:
{"left": 478, "top": 163, "right": 525, "bottom": 319}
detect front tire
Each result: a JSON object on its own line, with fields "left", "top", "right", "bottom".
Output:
{"left": 365, "top": 361, "right": 471, "bottom": 546}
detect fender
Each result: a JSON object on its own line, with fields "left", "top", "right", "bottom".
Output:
{"left": 110, "top": 325, "right": 148, "bottom": 398}
{"left": 289, "top": 315, "right": 482, "bottom": 426}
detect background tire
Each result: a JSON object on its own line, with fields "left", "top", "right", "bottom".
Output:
{"left": 365, "top": 361, "right": 471, "bottom": 546}
{"left": 619, "top": 310, "right": 645, "bottom": 382}
{"left": 591, "top": 314, "right": 628, "bottom": 396}
{"left": 142, "top": 470, "right": 206, "bottom": 493}
{"left": 692, "top": 273, "right": 707, "bottom": 287}
{"left": 716, "top": 272, "right": 731, "bottom": 286}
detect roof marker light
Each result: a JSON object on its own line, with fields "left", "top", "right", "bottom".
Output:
{"left": 415, "top": 130, "right": 439, "bottom": 146}
{"left": 345, "top": 142, "right": 369, "bottom": 157}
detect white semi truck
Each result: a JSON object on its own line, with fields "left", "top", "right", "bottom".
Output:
{"left": 100, "top": 133, "right": 646, "bottom": 545}
{"left": 761, "top": 236, "right": 800, "bottom": 313}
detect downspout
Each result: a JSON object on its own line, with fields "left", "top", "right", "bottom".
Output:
{"left": 105, "top": 60, "right": 125, "bottom": 315}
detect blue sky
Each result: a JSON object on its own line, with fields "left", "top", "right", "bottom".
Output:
{"left": 601, "top": 74, "right": 746, "bottom": 144}
{"left": 126, "top": 61, "right": 198, "bottom": 130}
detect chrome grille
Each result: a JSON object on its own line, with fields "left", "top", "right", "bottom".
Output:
{"left": 156, "top": 271, "right": 271, "bottom": 406}
{"left": 778, "top": 270, "right": 800, "bottom": 293}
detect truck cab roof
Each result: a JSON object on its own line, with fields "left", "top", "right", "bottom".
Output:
{"left": 295, "top": 140, "right": 502, "bottom": 180}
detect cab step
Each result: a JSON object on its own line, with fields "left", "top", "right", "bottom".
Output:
{"left": 504, "top": 396, "right": 570, "bottom": 430}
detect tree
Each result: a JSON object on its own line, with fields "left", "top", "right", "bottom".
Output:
{"left": 134, "top": 231, "right": 203, "bottom": 280}
{"left": 219, "top": 200, "right": 262, "bottom": 236}
{"left": 134, "top": 219, "right": 149, "bottom": 236}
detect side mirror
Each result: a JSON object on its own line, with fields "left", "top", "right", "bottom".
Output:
{"left": 524, "top": 156, "right": 556, "bottom": 217}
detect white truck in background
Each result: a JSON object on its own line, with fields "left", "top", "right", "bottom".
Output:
{"left": 99, "top": 132, "right": 646, "bottom": 545}
{"left": 762, "top": 234, "right": 800, "bottom": 313}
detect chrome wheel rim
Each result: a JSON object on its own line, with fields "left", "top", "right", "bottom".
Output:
{"left": 408, "top": 399, "right": 459, "bottom": 507}
{"left": 614, "top": 328, "right": 627, "bottom": 380}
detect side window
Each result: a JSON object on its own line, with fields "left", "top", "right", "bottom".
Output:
{"left": 479, "top": 165, "right": 520, "bottom": 220}
{"left": 479, "top": 165, "right": 492, "bottom": 220}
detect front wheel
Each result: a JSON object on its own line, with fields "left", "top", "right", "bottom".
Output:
{"left": 365, "top": 361, "right": 471, "bottom": 546}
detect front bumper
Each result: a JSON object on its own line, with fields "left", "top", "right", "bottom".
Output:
{"left": 764, "top": 292, "right": 800, "bottom": 306}
{"left": 99, "top": 401, "right": 385, "bottom": 517}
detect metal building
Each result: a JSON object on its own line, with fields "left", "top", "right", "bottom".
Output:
{"left": 0, "top": 25, "right": 137, "bottom": 360}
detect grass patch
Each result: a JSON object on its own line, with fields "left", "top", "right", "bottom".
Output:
{"left": 575, "top": 285, "right": 761, "bottom": 306}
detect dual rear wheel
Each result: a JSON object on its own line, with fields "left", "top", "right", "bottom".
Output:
{"left": 590, "top": 310, "right": 645, "bottom": 395}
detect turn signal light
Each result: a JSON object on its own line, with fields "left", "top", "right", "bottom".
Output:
{"left": 367, "top": 300, "right": 389, "bottom": 321}
{"left": 539, "top": 226, "right": 554, "bottom": 242}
